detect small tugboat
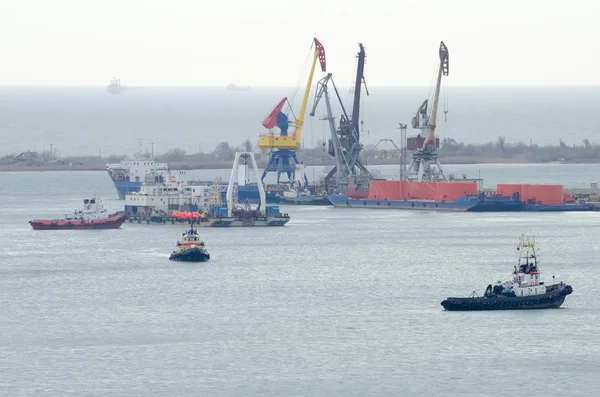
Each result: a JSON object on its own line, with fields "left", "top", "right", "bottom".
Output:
{"left": 441, "top": 235, "right": 573, "bottom": 311}
{"left": 169, "top": 222, "right": 210, "bottom": 262}
{"left": 29, "top": 197, "right": 126, "bottom": 230}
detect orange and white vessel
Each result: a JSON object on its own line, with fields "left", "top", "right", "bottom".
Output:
{"left": 29, "top": 197, "right": 126, "bottom": 230}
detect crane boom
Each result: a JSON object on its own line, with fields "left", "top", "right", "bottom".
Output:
{"left": 293, "top": 38, "right": 326, "bottom": 147}
{"left": 351, "top": 43, "right": 367, "bottom": 140}
{"left": 423, "top": 41, "right": 449, "bottom": 151}
{"left": 404, "top": 40, "right": 449, "bottom": 183}
{"left": 257, "top": 37, "right": 326, "bottom": 150}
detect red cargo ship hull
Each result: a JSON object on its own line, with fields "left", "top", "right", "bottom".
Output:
{"left": 29, "top": 212, "right": 126, "bottom": 230}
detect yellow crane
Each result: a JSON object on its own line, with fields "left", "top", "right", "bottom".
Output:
{"left": 258, "top": 38, "right": 326, "bottom": 185}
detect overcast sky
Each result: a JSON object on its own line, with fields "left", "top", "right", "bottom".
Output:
{"left": 1, "top": 0, "right": 598, "bottom": 86}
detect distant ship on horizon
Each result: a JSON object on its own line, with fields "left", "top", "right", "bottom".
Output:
{"left": 107, "top": 78, "right": 124, "bottom": 94}
{"left": 106, "top": 78, "right": 142, "bottom": 94}
{"left": 226, "top": 83, "right": 250, "bottom": 91}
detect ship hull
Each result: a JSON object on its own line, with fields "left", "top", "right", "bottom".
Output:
{"left": 30, "top": 212, "right": 126, "bottom": 230}
{"left": 276, "top": 195, "right": 332, "bottom": 206}
{"left": 441, "top": 284, "right": 573, "bottom": 311}
{"left": 113, "top": 180, "right": 143, "bottom": 200}
{"left": 467, "top": 201, "right": 593, "bottom": 212}
{"left": 328, "top": 196, "right": 595, "bottom": 212}
{"left": 124, "top": 214, "right": 289, "bottom": 227}
{"left": 329, "top": 196, "right": 474, "bottom": 211}
{"left": 169, "top": 248, "right": 210, "bottom": 262}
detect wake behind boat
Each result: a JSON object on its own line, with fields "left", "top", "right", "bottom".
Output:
{"left": 441, "top": 235, "right": 573, "bottom": 311}
{"left": 29, "top": 197, "right": 125, "bottom": 230}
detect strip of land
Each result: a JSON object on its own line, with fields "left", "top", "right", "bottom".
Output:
{"left": 3, "top": 136, "right": 598, "bottom": 172}
{"left": 0, "top": 155, "right": 567, "bottom": 172}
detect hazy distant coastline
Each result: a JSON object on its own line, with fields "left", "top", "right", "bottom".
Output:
{"left": 2, "top": 86, "right": 600, "bottom": 159}
{"left": 1, "top": 136, "right": 598, "bottom": 172}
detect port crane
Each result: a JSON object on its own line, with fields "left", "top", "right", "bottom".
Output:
{"left": 309, "top": 43, "right": 373, "bottom": 192}
{"left": 258, "top": 38, "right": 326, "bottom": 185}
{"left": 404, "top": 41, "right": 449, "bottom": 182}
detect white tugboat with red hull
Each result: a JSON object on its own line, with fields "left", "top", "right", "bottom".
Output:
{"left": 441, "top": 235, "right": 573, "bottom": 311}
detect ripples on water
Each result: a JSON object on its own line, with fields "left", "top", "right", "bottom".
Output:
{"left": 1, "top": 171, "right": 600, "bottom": 396}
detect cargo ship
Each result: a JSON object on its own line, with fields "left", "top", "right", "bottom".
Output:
{"left": 106, "top": 156, "right": 284, "bottom": 202}
{"left": 325, "top": 41, "right": 593, "bottom": 212}
{"left": 107, "top": 78, "right": 124, "bottom": 94}
{"left": 226, "top": 84, "right": 250, "bottom": 91}
{"left": 329, "top": 180, "right": 595, "bottom": 212}
{"left": 123, "top": 152, "right": 291, "bottom": 226}
{"left": 106, "top": 157, "right": 170, "bottom": 199}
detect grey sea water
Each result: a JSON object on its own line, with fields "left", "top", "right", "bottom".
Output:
{"left": 1, "top": 167, "right": 600, "bottom": 396}
{"left": 1, "top": 86, "right": 599, "bottom": 157}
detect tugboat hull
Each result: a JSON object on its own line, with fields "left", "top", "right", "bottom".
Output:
{"left": 441, "top": 284, "right": 573, "bottom": 311}
{"left": 169, "top": 247, "right": 210, "bottom": 262}
{"left": 29, "top": 212, "right": 126, "bottom": 230}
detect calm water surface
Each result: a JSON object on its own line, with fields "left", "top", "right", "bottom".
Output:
{"left": 1, "top": 169, "right": 600, "bottom": 396}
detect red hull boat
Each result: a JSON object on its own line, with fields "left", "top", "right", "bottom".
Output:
{"left": 29, "top": 197, "right": 126, "bottom": 230}
{"left": 30, "top": 213, "right": 126, "bottom": 230}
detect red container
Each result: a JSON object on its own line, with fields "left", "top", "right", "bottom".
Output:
{"left": 435, "top": 181, "right": 479, "bottom": 202}
{"left": 368, "top": 180, "right": 401, "bottom": 200}
{"left": 399, "top": 181, "right": 478, "bottom": 201}
{"left": 405, "top": 181, "right": 438, "bottom": 200}
{"left": 520, "top": 184, "right": 564, "bottom": 204}
{"left": 497, "top": 184, "right": 522, "bottom": 197}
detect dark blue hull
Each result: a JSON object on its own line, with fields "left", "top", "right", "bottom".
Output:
{"left": 169, "top": 247, "right": 210, "bottom": 262}
{"left": 275, "top": 195, "right": 332, "bottom": 206}
{"left": 466, "top": 200, "right": 593, "bottom": 212}
{"left": 328, "top": 194, "right": 595, "bottom": 212}
{"left": 113, "top": 180, "right": 143, "bottom": 200}
{"left": 328, "top": 195, "right": 476, "bottom": 211}
{"left": 441, "top": 284, "right": 573, "bottom": 311}
{"left": 112, "top": 179, "right": 280, "bottom": 203}
{"left": 467, "top": 201, "right": 593, "bottom": 212}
